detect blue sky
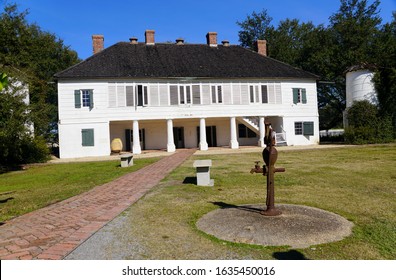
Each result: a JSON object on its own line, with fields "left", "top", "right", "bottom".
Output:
{"left": 4, "top": 0, "right": 396, "bottom": 59}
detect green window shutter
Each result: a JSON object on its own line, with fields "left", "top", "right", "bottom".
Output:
{"left": 74, "top": 90, "right": 81, "bottom": 108}
{"left": 292, "top": 88, "right": 299, "bottom": 104}
{"left": 89, "top": 90, "right": 94, "bottom": 109}
{"left": 303, "top": 122, "right": 314, "bottom": 136}
{"left": 302, "top": 89, "right": 307, "bottom": 104}
{"left": 82, "top": 129, "right": 94, "bottom": 146}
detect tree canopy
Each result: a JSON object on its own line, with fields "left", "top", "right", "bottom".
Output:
{"left": 0, "top": 3, "right": 80, "bottom": 142}
{"left": 0, "top": 3, "right": 80, "bottom": 167}
{"left": 237, "top": 0, "right": 395, "bottom": 133}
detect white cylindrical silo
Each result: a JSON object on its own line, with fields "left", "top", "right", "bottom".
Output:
{"left": 345, "top": 67, "right": 378, "bottom": 108}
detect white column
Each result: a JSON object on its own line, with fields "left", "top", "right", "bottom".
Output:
{"left": 167, "top": 119, "right": 176, "bottom": 152}
{"left": 132, "top": 120, "right": 141, "bottom": 154}
{"left": 199, "top": 118, "right": 208, "bottom": 151}
{"left": 258, "top": 116, "right": 265, "bottom": 147}
{"left": 229, "top": 117, "right": 239, "bottom": 149}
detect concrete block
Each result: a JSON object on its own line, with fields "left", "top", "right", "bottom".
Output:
{"left": 193, "top": 159, "right": 214, "bottom": 186}
{"left": 120, "top": 153, "right": 133, "bottom": 167}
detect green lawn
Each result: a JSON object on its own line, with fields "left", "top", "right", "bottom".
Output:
{"left": 1, "top": 145, "right": 395, "bottom": 259}
{"left": 111, "top": 144, "right": 396, "bottom": 259}
{"left": 0, "top": 157, "right": 160, "bottom": 222}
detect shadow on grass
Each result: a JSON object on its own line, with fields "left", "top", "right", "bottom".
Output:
{"left": 0, "top": 165, "right": 26, "bottom": 174}
{"left": 210, "top": 201, "right": 262, "bottom": 214}
{"left": 183, "top": 176, "right": 197, "bottom": 185}
{"left": 273, "top": 250, "right": 309, "bottom": 260}
{"left": 0, "top": 197, "right": 14, "bottom": 204}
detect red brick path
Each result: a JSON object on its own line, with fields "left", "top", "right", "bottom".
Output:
{"left": 0, "top": 149, "right": 195, "bottom": 260}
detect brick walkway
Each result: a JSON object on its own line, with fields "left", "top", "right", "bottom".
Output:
{"left": 0, "top": 149, "right": 195, "bottom": 260}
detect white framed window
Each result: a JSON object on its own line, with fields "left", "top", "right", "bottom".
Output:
{"left": 295, "top": 122, "right": 303, "bottom": 135}
{"left": 211, "top": 85, "right": 223, "bottom": 104}
{"left": 179, "top": 85, "right": 192, "bottom": 105}
{"left": 136, "top": 85, "right": 148, "bottom": 106}
{"left": 249, "top": 85, "right": 260, "bottom": 103}
{"left": 82, "top": 90, "right": 90, "bottom": 107}
{"left": 74, "top": 89, "right": 93, "bottom": 109}
{"left": 295, "top": 121, "right": 314, "bottom": 136}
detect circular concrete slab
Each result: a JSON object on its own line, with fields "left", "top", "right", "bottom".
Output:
{"left": 196, "top": 204, "right": 353, "bottom": 248}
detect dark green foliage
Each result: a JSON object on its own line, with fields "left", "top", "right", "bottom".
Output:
{"left": 0, "top": 4, "right": 80, "bottom": 143}
{"left": 347, "top": 100, "right": 378, "bottom": 127}
{"left": 344, "top": 100, "right": 394, "bottom": 144}
{"left": 236, "top": 9, "right": 273, "bottom": 49}
{"left": 374, "top": 67, "right": 396, "bottom": 131}
{"left": 0, "top": 82, "right": 50, "bottom": 168}
{"left": 20, "top": 136, "right": 50, "bottom": 164}
{"left": 0, "top": 3, "right": 80, "bottom": 167}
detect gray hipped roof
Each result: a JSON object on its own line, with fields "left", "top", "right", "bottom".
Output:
{"left": 55, "top": 42, "right": 319, "bottom": 80}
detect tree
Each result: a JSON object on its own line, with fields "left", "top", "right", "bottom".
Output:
{"left": 0, "top": 79, "right": 49, "bottom": 169}
{"left": 374, "top": 67, "right": 396, "bottom": 131}
{"left": 236, "top": 9, "right": 274, "bottom": 49}
{"left": 0, "top": 3, "right": 80, "bottom": 167}
{"left": 0, "top": 3, "right": 80, "bottom": 143}
{"left": 330, "top": 0, "right": 382, "bottom": 66}
{"left": 373, "top": 12, "right": 396, "bottom": 132}
{"left": 236, "top": 0, "right": 394, "bottom": 133}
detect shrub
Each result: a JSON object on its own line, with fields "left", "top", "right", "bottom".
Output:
{"left": 345, "top": 101, "right": 395, "bottom": 144}
{"left": 20, "top": 136, "right": 50, "bottom": 163}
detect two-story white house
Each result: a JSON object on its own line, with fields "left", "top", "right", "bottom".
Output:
{"left": 55, "top": 30, "right": 319, "bottom": 159}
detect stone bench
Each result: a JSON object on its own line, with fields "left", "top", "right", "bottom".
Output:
{"left": 193, "top": 159, "right": 214, "bottom": 186}
{"left": 120, "top": 153, "right": 133, "bottom": 167}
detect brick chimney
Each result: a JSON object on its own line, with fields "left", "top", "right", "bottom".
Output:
{"left": 92, "top": 35, "right": 104, "bottom": 54}
{"left": 206, "top": 32, "right": 217, "bottom": 47}
{"left": 255, "top": 40, "right": 267, "bottom": 56}
{"left": 145, "top": 30, "right": 155, "bottom": 45}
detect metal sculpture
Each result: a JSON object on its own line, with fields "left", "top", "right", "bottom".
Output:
{"left": 250, "top": 122, "right": 285, "bottom": 216}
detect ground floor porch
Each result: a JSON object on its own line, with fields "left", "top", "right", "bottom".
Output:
{"left": 109, "top": 116, "right": 281, "bottom": 154}
{"left": 58, "top": 115, "right": 319, "bottom": 158}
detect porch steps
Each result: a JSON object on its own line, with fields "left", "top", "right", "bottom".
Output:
{"left": 237, "top": 117, "right": 259, "bottom": 134}
{"left": 275, "top": 132, "right": 287, "bottom": 146}
{"left": 238, "top": 117, "right": 287, "bottom": 146}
